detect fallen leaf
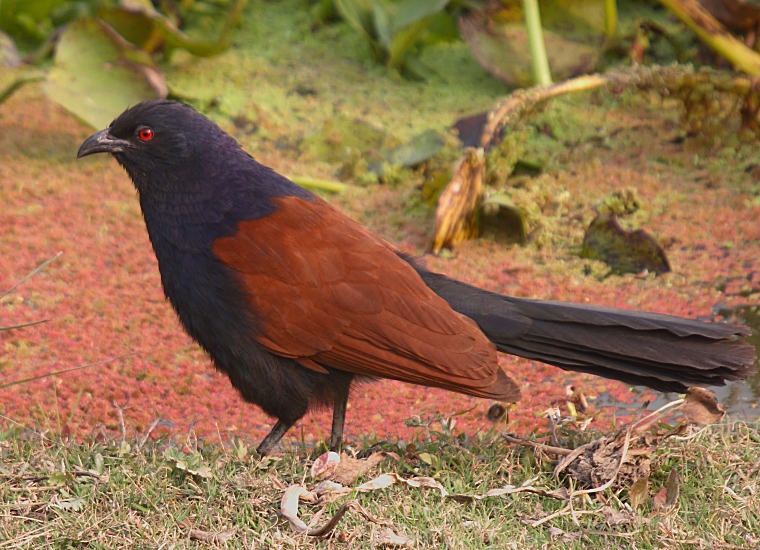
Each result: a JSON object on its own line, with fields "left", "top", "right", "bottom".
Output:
{"left": 187, "top": 527, "right": 235, "bottom": 543}
{"left": 652, "top": 487, "right": 668, "bottom": 510}
{"left": 665, "top": 468, "right": 680, "bottom": 507}
{"left": 281, "top": 485, "right": 393, "bottom": 537}
{"left": 601, "top": 505, "right": 634, "bottom": 526}
{"left": 311, "top": 451, "right": 341, "bottom": 480}
{"left": 373, "top": 526, "right": 414, "bottom": 548}
{"left": 680, "top": 387, "right": 725, "bottom": 425}
{"left": 628, "top": 477, "right": 649, "bottom": 511}
{"left": 332, "top": 452, "right": 386, "bottom": 485}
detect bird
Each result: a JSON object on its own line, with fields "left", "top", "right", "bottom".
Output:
{"left": 77, "top": 100, "right": 756, "bottom": 455}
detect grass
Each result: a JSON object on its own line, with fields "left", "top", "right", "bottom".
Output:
{"left": 2, "top": 1, "right": 760, "bottom": 547}
{"left": 1, "top": 418, "right": 758, "bottom": 549}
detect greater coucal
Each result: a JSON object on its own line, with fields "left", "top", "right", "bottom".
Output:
{"left": 77, "top": 100, "right": 756, "bottom": 454}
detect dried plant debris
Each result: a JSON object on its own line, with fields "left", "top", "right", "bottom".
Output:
{"left": 581, "top": 213, "right": 671, "bottom": 275}
{"left": 310, "top": 451, "right": 388, "bottom": 485}
{"left": 431, "top": 147, "right": 485, "bottom": 253}
{"left": 680, "top": 386, "right": 727, "bottom": 425}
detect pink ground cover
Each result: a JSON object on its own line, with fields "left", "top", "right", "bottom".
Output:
{"left": 1, "top": 92, "right": 758, "bottom": 449}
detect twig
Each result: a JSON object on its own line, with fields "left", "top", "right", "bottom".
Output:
{"left": 631, "top": 398, "right": 685, "bottom": 431}
{"left": 0, "top": 353, "right": 137, "bottom": 390}
{"left": 532, "top": 507, "right": 597, "bottom": 527}
{"left": 2, "top": 252, "right": 62, "bottom": 299}
{"left": 502, "top": 434, "right": 573, "bottom": 456}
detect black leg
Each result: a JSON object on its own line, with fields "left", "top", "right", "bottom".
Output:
{"left": 329, "top": 385, "right": 350, "bottom": 452}
{"left": 256, "top": 420, "right": 293, "bottom": 456}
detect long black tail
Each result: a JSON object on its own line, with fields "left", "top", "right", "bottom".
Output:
{"left": 418, "top": 271, "right": 756, "bottom": 393}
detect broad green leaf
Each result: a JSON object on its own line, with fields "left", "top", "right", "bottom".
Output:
{"left": 97, "top": 5, "right": 231, "bottom": 56}
{"left": 45, "top": 17, "right": 167, "bottom": 129}
{"left": 392, "top": 0, "right": 449, "bottom": 33}
{"left": 460, "top": 0, "right": 607, "bottom": 87}
{"left": 387, "top": 16, "right": 429, "bottom": 70}
{"left": 384, "top": 129, "right": 444, "bottom": 167}
{"left": 372, "top": 0, "right": 393, "bottom": 51}
{"left": 0, "top": 0, "right": 66, "bottom": 39}
{"left": 333, "top": 0, "right": 374, "bottom": 36}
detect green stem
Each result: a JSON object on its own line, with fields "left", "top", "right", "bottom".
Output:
{"left": 290, "top": 175, "right": 349, "bottom": 193}
{"left": 658, "top": 0, "right": 760, "bottom": 76}
{"left": 522, "top": 0, "right": 552, "bottom": 86}
{"left": 605, "top": 0, "right": 618, "bottom": 38}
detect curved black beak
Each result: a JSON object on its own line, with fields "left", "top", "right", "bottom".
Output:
{"left": 77, "top": 129, "right": 131, "bottom": 158}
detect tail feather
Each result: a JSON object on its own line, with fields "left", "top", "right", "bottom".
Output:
{"left": 417, "top": 269, "right": 756, "bottom": 393}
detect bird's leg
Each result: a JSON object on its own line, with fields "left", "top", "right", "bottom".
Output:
{"left": 256, "top": 420, "right": 293, "bottom": 456}
{"left": 329, "top": 386, "right": 350, "bottom": 452}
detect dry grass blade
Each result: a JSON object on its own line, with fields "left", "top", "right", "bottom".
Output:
{"left": 186, "top": 526, "right": 236, "bottom": 543}
{"left": 280, "top": 486, "right": 395, "bottom": 537}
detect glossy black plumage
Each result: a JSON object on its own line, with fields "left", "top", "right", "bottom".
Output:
{"left": 78, "top": 100, "right": 756, "bottom": 454}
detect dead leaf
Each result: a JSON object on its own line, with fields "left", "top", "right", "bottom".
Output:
{"left": 311, "top": 451, "right": 341, "bottom": 480}
{"left": 431, "top": 147, "right": 485, "bottom": 253}
{"left": 652, "top": 488, "right": 668, "bottom": 510}
{"left": 280, "top": 485, "right": 393, "bottom": 537}
{"left": 313, "top": 480, "right": 351, "bottom": 497}
{"left": 373, "top": 526, "right": 414, "bottom": 548}
{"left": 698, "top": 0, "right": 760, "bottom": 31}
{"left": 580, "top": 213, "right": 671, "bottom": 275}
{"left": 187, "top": 527, "right": 235, "bottom": 543}
{"left": 601, "top": 505, "right": 634, "bottom": 527}
{"left": 332, "top": 452, "right": 386, "bottom": 485}
{"left": 486, "top": 403, "right": 507, "bottom": 421}
{"left": 680, "top": 387, "right": 726, "bottom": 425}
{"left": 628, "top": 477, "right": 649, "bottom": 511}
{"left": 665, "top": 469, "right": 680, "bottom": 507}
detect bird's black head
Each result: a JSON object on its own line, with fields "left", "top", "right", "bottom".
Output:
{"left": 77, "top": 100, "right": 240, "bottom": 191}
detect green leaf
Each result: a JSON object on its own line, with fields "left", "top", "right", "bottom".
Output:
{"left": 333, "top": 0, "right": 375, "bottom": 36}
{"left": 372, "top": 1, "right": 393, "bottom": 51}
{"left": 97, "top": 3, "right": 233, "bottom": 57}
{"left": 0, "top": 0, "right": 66, "bottom": 40}
{"left": 44, "top": 17, "right": 167, "bottom": 129}
{"left": 384, "top": 129, "right": 445, "bottom": 167}
{"left": 387, "top": 16, "right": 429, "bottom": 70}
{"left": 392, "top": 0, "right": 449, "bottom": 32}
{"left": 628, "top": 477, "right": 649, "bottom": 511}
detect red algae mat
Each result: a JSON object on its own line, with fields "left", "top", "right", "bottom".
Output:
{"left": 1, "top": 91, "right": 759, "bottom": 449}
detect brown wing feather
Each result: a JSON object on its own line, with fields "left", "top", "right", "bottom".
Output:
{"left": 212, "top": 196, "right": 519, "bottom": 401}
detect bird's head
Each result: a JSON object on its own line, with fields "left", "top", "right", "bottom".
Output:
{"left": 77, "top": 100, "right": 238, "bottom": 187}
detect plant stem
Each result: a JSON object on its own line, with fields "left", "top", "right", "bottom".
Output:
{"left": 605, "top": 0, "right": 618, "bottom": 38}
{"left": 522, "top": 0, "right": 552, "bottom": 86}
{"left": 290, "top": 175, "right": 349, "bottom": 193}
{"left": 658, "top": 0, "right": 760, "bottom": 76}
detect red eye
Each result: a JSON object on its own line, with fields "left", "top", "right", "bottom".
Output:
{"left": 138, "top": 128, "right": 154, "bottom": 141}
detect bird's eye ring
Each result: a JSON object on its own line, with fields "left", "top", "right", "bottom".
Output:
{"left": 138, "top": 128, "right": 154, "bottom": 141}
